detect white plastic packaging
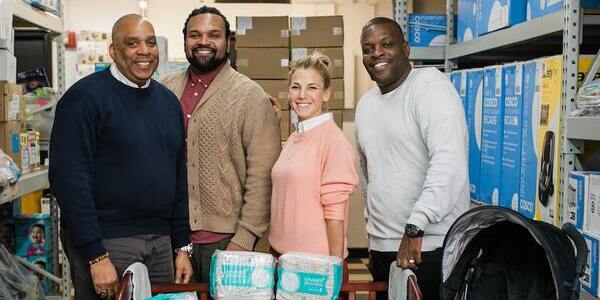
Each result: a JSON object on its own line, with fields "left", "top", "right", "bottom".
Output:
{"left": 209, "top": 250, "right": 275, "bottom": 300}
{"left": 276, "top": 252, "right": 343, "bottom": 300}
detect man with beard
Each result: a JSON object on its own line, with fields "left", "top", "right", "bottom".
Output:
{"left": 355, "top": 18, "right": 469, "bottom": 300}
{"left": 161, "top": 6, "right": 281, "bottom": 283}
{"left": 50, "top": 15, "right": 192, "bottom": 299}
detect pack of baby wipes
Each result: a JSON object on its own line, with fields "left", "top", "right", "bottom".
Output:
{"left": 276, "top": 252, "right": 343, "bottom": 300}
{"left": 209, "top": 250, "right": 276, "bottom": 300}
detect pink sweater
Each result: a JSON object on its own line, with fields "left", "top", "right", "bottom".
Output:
{"left": 269, "top": 119, "right": 358, "bottom": 258}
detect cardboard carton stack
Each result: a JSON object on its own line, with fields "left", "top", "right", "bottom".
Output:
{"left": 290, "top": 16, "right": 345, "bottom": 130}
{"left": 0, "top": 80, "right": 26, "bottom": 171}
{"left": 235, "top": 16, "right": 291, "bottom": 141}
{"left": 0, "top": 0, "right": 15, "bottom": 82}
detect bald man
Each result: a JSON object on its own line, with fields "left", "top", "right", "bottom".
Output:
{"left": 50, "top": 14, "right": 192, "bottom": 299}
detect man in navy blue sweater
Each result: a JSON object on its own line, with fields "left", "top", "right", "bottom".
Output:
{"left": 49, "top": 15, "right": 192, "bottom": 299}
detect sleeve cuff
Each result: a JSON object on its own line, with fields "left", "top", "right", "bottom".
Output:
{"left": 171, "top": 230, "right": 191, "bottom": 250}
{"left": 406, "top": 211, "right": 429, "bottom": 232}
{"left": 323, "top": 202, "right": 347, "bottom": 220}
{"left": 231, "top": 226, "right": 257, "bottom": 251}
{"left": 80, "top": 239, "right": 107, "bottom": 262}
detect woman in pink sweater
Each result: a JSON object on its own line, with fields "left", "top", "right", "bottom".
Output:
{"left": 269, "top": 51, "right": 358, "bottom": 266}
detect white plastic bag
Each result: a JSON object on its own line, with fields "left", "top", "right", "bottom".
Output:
{"left": 0, "top": 149, "right": 20, "bottom": 191}
{"left": 571, "top": 79, "right": 600, "bottom": 116}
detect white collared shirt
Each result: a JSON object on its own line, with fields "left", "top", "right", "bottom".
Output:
{"left": 110, "top": 64, "right": 150, "bottom": 89}
{"left": 295, "top": 112, "right": 333, "bottom": 133}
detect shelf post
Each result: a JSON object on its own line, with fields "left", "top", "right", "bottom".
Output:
{"left": 445, "top": 0, "right": 456, "bottom": 72}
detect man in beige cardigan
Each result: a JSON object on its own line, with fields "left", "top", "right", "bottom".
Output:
{"left": 161, "top": 6, "right": 281, "bottom": 282}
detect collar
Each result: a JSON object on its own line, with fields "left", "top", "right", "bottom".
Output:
{"left": 110, "top": 64, "right": 150, "bottom": 89}
{"left": 295, "top": 112, "right": 333, "bottom": 133}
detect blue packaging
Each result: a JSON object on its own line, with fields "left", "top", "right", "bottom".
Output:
{"left": 582, "top": 233, "right": 599, "bottom": 297}
{"left": 451, "top": 70, "right": 468, "bottom": 115}
{"left": 478, "top": 0, "right": 526, "bottom": 36}
{"left": 15, "top": 214, "right": 53, "bottom": 294}
{"left": 480, "top": 65, "right": 505, "bottom": 206}
{"left": 467, "top": 69, "right": 484, "bottom": 203}
{"left": 408, "top": 14, "right": 446, "bottom": 47}
{"left": 500, "top": 62, "right": 524, "bottom": 211}
{"left": 568, "top": 171, "right": 598, "bottom": 230}
{"left": 458, "top": 0, "right": 478, "bottom": 43}
{"left": 527, "top": 0, "right": 600, "bottom": 21}
{"left": 519, "top": 59, "right": 542, "bottom": 219}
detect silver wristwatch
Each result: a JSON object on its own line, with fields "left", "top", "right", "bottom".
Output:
{"left": 175, "top": 243, "right": 193, "bottom": 257}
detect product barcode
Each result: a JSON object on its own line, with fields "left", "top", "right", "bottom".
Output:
{"left": 516, "top": 86, "right": 521, "bottom": 94}
{"left": 540, "top": 104, "right": 550, "bottom": 126}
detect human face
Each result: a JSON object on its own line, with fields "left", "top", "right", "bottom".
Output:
{"left": 185, "top": 14, "right": 229, "bottom": 73}
{"left": 361, "top": 22, "right": 411, "bottom": 94}
{"left": 288, "top": 68, "right": 331, "bottom": 122}
{"left": 109, "top": 19, "right": 158, "bottom": 87}
{"left": 30, "top": 226, "right": 43, "bottom": 243}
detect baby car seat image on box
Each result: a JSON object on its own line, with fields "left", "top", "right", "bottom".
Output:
{"left": 538, "top": 130, "right": 555, "bottom": 207}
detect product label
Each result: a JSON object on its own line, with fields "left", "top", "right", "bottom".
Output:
{"left": 291, "top": 48, "right": 308, "bottom": 62}
{"left": 220, "top": 265, "right": 273, "bottom": 289}
{"left": 291, "top": 17, "right": 307, "bottom": 31}
{"left": 9, "top": 94, "right": 19, "bottom": 120}
{"left": 236, "top": 17, "right": 253, "bottom": 36}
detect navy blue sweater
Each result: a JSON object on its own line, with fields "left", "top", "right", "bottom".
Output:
{"left": 49, "top": 69, "right": 190, "bottom": 261}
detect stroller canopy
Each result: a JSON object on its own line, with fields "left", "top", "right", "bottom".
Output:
{"left": 441, "top": 206, "right": 585, "bottom": 300}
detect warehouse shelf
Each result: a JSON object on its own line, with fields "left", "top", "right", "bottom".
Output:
{"left": 0, "top": 168, "right": 49, "bottom": 206}
{"left": 409, "top": 47, "right": 445, "bottom": 61}
{"left": 12, "top": 0, "right": 63, "bottom": 35}
{"left": 566, "top": 117, "right": 600, "bottom": 141}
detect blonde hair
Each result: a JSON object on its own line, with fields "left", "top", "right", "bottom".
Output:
{"left": 289, "top": 51, "right": 332, "bottom": 89}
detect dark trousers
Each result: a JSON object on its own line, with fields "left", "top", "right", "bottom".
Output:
{"left": 61, "top": 228, "right": 174, "bottom": 300}
{"left": 190, "top": 237, "right": 232, "bottom": 283}
{"left": 369, "top": 248, "right": 443, "bottom": 300}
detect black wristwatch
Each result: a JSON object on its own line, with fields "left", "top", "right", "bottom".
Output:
{"left": 405, "top": 224, "right": 425, "bottom": 238}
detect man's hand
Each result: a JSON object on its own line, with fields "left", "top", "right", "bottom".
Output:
{"left": 225, "top": 241, "right": 247, "bottom": 251}
{"left": 90, "top": 257, "right": 119, "bottom": 299}
{"left": 396, "top": 234, "right": 423, "bottom": 270}
{"left": 174, "top": 252, "right": 193, "bottom": 284}
{"left": 267, "top": 94, "right": 282, "bottom": 121}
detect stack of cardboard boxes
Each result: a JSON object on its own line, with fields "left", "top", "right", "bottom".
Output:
{"left": 0, "top": 0, "right": 15, "bottom": 82}
{"left": 235, "top": 16, "right": 291, "bottom": 141}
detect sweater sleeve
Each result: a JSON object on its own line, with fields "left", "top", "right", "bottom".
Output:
{"left": 321, "top": 131, "right": 359, "bottom": 220}
{"left": 170, "top": 103, "right": 191, "bottom": 249}
{"left": 406, "top": 74, "right": 469, "bottom": 230}
{"left": 233, "top": 91, "right": 282, "bottom": 250}
{"left": 49, "top": 89, "right": 106, "bottom": 262}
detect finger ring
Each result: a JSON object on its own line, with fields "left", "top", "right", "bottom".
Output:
{"left": 408, "top": 259, "right": 415, "bottom": 264}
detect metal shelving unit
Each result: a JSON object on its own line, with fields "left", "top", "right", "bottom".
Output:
{"left": 566, "top": 117, "right": 600, "bottom": 141}
{"left": 0, "top": 168, "right": 49, "bottom": 205}
{"left": 395, "top": 0, "right": 446, "bottom": 63}
{"left": 11, "top": 0, "right": 63, "bottom": 35}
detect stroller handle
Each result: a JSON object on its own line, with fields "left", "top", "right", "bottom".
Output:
{"left": 561, "top": 223, "right": 588, "bottom": 278}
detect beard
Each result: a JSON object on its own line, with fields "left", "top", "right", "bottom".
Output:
{"left": 186, "top": 45, "right": 229, "bottom": 73}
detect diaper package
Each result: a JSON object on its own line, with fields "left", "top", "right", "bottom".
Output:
{"left": 209, "top": 250, "right": 275, "bottom": 300}
{"left": 276, "top": 252, "right": 343, "bottom": 300}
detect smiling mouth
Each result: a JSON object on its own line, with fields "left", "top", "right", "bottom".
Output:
{"left": 296, "top": 103, "right": 311, "bottom": 108}
{"left": 193, "top": 48, "right": 215, "bottom": 56}
{"left": 134, "top": 61, "right": 152, "bottom": 67}
{"left": 372, "top": 61, "right": 390, "bottom": 71}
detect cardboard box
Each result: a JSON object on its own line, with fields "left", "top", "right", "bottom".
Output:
{"left": 290, "top": 16, "right": 343, "bottom": 48}
{"left": 519, "top": 59, "right": 542, "bottom": 220}
{"left": 458, "top": 0, "right": 478, "bottom": 43}
{"left": 0, "top": 81, "right": 24, "bottom": 121}
{"left": 256, "top": 80, "right": 289, "bottom": 110}
{"left": 408, "top": 14, "right": 446, "bottom": 47}
{"left": 467, "top": 69, "right": 484, "bottom": 204}
{"left": 568, "top": 171, "right": 596, "bottom": 230}
{"left": 327, "top": 79, "right": 344, "bottom": 110}
{"left": 480, "top": 65, "right": 505, "bottom": 206}
{"left": 280, "top": 111, "right": 290, "bottom": 141}
{"left": 236, "top": 48, "right": 289, "bottom": 79}
{"left": 236, "top": 16, "right": 289, "bottom": 48}
{"left": 291, "top": 47, "right": 344, "bottom": 79}
{"left": 15, "top": 214, "right": 54, "bottom": 294}
{"left": 582, "top": 233, "right": 599, "bottom": 297}
{"left": 587, "top": 174, "right": 600, "bottom": 237}
{"left": 0, "top": 49, "right": 16, "bottom": 82}
{"left": 0, "top": 121, "right": 21, "bottom": 168}
{"left": 451, "top": 70, "right": 468, "bottom": 116}
{"left": 478, "top": 0, "right": 526, "bottom": 36}
{"left": 500, "top": 62, "right": 524, "bottom": 211}
{"left": 527, "top": 0, "right": 600, "bottom": 21}
{"left": 331, "top": 110, "right": 343, "bottom": 129}
{"left": 579, "top": 55, "right": 600, "bottom": 87}
{"left": 0, "top": 0, "right": 14, "bottom": 53}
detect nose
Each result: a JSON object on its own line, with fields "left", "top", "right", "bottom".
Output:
{"left": 137, "top": 41, "right": 150, "bottom": 55}
{"left": 299, "top": 87, "right": 308, "bottom": 99}
{"left": 372, "top": 44, "right": 384, "bottom": 58}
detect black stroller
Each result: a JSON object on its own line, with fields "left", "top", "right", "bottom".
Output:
{"left": 441, "top": 206, "right": 588, "bottom": 300}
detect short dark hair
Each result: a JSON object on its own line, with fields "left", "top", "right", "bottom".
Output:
{"left": 363, "top": 17, "right": 406, "bottom": 41}
{"left": 182, "top": 6, "right": 231, "bottom": 39}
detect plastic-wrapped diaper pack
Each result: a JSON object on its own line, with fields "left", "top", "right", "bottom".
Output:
{"left": 209, "top": 250, "right": 276, "bottom": 300}
{"left": 276, "top": 252, "right": 343, "bottom": 300}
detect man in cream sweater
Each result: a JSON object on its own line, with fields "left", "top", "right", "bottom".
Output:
{"left": 356, "top": 17, "right": 469, "bottom": 300}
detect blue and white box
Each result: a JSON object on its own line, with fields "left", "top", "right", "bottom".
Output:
{"left": 451, "top": 70, "right": 468, "bottom": 116}
{"left": 527, "top": 0, "right": 600, "bottom": 21}
{"left": 15, "top": 214, "right": 53, "bottom": 294}
{"left": 567, "top": 171, "right": 596, "bottom": 230}
{"left": 478, "top": 0, "right": 526, "bottom": 36}
{"left": 408, "top": 14, "right": 446, "bottom": 47}
{"left": 519, "top": 59, "right": 542, "bottom": 220}
{"left": 458, "top": 0, "right": 478, "bottom": 43}
{"left": 582, "top": 233, "right": 599, "bottom": 297}
{"left": 586, "top": 174, "right": 600, "bottom": 237}
{"left": 480, "top": 65, "right": 505, "bottom": 206}
{"left": 500, "top": 62, "right": 524, "bottom": 211}
{"left": 467, "top": 69, "right": 484, "bottom": 203}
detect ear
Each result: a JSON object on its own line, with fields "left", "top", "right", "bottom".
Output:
{"left": 108, "top": 43, "right": 117, "bottom": 62}
{"left": 323, "top": 86, "right": 332, "bottom": 103}
{"left": 402, "top": 40, "right": 410, "bottom": 58}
